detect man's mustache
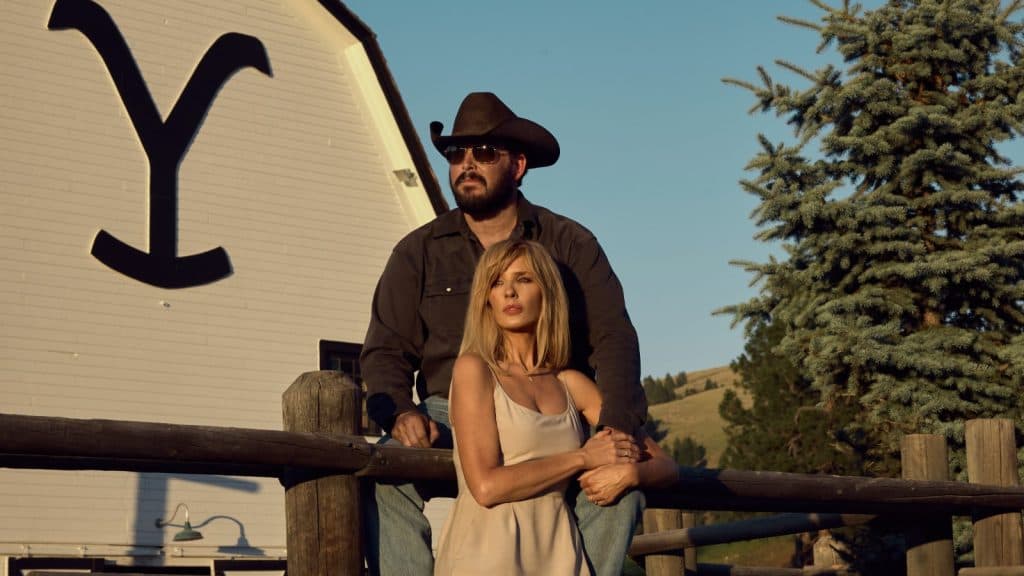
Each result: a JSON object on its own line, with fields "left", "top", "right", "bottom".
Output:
{"left": 455, "top": 171, "right": 486, "bottom": 187}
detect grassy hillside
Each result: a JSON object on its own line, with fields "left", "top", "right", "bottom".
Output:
{"left": 680, "top": 365, "right": 740, "bottom": 390}
{"left": 646, "top": 366, "right": 805, "bottom": 568}
{"left": 648, "top": 365, "right": 745, "bottom": 467}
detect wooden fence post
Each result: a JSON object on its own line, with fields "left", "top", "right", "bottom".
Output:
{"left": 644, "top": 508, "right": 684, "bottom": 576}
{"left": 282, "top": 371, "right": 362, "bottom": 576}
{"left": 901, "top": 434, "right": 954, "bottom": 576}
{"left": 967, "top": 419, "right": 1024, "bottom": 568}
{"left": 682, "top": 511, "right": 698, "bottom": 575}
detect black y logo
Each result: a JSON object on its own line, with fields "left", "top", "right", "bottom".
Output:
{"left": 48, "top": 0, "right": 272, "bottom": 288}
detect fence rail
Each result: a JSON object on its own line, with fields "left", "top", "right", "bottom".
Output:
{"left": 5, "top": 411, "right": 1024, "bottom": 514}
{"left": 628, "top": 513, "right": 877, "bottom": 557}
{"left": 0, "top": 412, "right": 452, "bottom": 480}
{"left": 6, "top": 412, "right": 1024, "bottom": 510}
{"left": 1, "top": 371, "right": 1023, "bottom": 576}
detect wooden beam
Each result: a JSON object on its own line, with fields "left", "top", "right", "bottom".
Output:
{"left": 630, "top": 513, "right": 875, "bottom": 556}
{"left": 0, "top": 412, "right": 453, "bottom": 480}
{"left": 643, "top": 508, "right": 684, "bottom": 576}
{"left": 967, "top": 419, "right": 1024, "bottom": 568}
{"left": 647, "top": 466, "right": 1024, "bottom": 515}
{"left": 693, "top": 564, "right": 857, "bottom": 575}
{"left": 902, "top": 434, "right": 955, "bottom": 576}
{"left": 6, "top": 413, "right": 1024, "bottom": 516}
{"left": 283, "top": 371, "right": 363, "bottom": 576}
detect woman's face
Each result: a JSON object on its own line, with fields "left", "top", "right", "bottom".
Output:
{"left": 488, "top": 255, "right": 543, "bottom": 333}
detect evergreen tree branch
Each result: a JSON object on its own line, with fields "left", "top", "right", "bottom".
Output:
{"left": 998, "top": 0, "right": 1024, "bottom": 23}
{"left": 777, "top": 15, "right": 822, "bottom": 33}
{"left": 774, "top": 59, "right": 820, "bottom": 84}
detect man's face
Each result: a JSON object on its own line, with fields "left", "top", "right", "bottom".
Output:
{"left": 446, "top": 143, "right": 524, "bottom": 218}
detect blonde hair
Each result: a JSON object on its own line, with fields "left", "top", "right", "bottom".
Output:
{"left": 460, "top": 239, "right": 570, "bottom": 372}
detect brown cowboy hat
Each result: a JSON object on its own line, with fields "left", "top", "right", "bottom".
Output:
{"left": 430, "top": 92, "right": 560, "bottom": 168}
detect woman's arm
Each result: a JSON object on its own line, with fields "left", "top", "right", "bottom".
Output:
{"left": 451, "top": 355, "right": 636, "bottom": 508}
{"left": 578, "top": 436, "right": 680, "bottom": 506}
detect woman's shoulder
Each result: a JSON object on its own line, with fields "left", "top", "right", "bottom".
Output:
{"left": 555, "top": 368, "right": 589, "bottom": 386}
{"left": 454, "top": 352, "right": 489, "bottom": 372}
{"left": 453, "top": 353, "right": 494, "bottom": 390}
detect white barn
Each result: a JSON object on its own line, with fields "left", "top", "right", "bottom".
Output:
{"left": 1, "top": 0, "right": 445, "bottom": 570}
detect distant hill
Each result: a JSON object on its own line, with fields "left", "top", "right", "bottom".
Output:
{"left": 648, "top": 365, "right": 746, "bottom": 467}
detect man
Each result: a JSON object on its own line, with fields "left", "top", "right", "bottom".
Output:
{"left": 361, "top": 92, "right": 648, "bottom": 576}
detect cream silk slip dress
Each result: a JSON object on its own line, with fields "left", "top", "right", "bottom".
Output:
{"left": 434, "top": 371, "right": 592, "bottom": 576}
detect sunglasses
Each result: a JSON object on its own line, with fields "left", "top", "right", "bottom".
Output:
{"left": 443, "top": 144, "right": 509, "bottom": 165}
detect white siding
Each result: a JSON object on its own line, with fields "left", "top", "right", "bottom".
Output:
{"left": 0, "top": 0, "right": 434, "bottom": 562}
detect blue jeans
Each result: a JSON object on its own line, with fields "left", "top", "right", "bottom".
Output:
{"left": 364, "top": 396, "right": 645, "bottom": 576}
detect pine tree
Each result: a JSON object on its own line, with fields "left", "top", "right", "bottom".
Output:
{"left": 720, "top": 318, "right": 867, "bottom": 475}
{"left": 721, "top": 317, "right": 907, "bottom": 571}
{"left": 644, "top": 375, "right": 674, "bottom": 405}
{"left": 669, "top": 436, "right": 708, "bottom": 467}
{"left": 723, "top": 0, "right": 1024, "bottom": 475}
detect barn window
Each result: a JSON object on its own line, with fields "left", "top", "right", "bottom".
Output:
{"left": 318, "top": 340, "right": 380, "bottom": 435}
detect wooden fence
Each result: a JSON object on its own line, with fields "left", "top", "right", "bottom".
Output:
{"left": 2, "top": 370, "right": 1024, "bottom": 576}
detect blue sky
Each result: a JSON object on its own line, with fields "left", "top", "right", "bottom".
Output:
{"left": 345, "top": 1, "right": 881, "bottom": 378}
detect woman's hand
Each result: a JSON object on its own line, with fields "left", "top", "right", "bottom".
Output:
{"left": 579, "top": 464, "right": 639, "bottom": 506}
{"left": 580, "top": 434, "right": 680, "bottom": 506}
{"left": 580, "top": 429, "right": 639, "bottom": 470}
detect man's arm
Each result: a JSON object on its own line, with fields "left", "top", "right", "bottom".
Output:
{"left": 361, "top": 245, "right": 424, "bottom": 434}
{"left": 571, "top": 235, "right": 647, "bottom": 436}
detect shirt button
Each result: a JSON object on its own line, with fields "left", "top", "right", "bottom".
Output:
{"left": 445, "top": 287, "right": 452, "bottom": 293}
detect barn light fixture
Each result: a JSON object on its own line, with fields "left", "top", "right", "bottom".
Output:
{"left": 155, "top": 502, "right": 204, "bottom": 541}
{"left": 393, "top": 168, "right": 418, "bottom": 187}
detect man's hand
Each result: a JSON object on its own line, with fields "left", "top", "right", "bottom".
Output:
{"left": 391, "top": 410, "right": 440, "bottom": 448}
{"left": 602, "top": 426, "right": 642, "bottom": 454}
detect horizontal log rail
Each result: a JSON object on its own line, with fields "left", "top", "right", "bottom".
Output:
{"left": 647, "top": 464, "right": 1024, "bottom": 514}
{"left": 628, "top": 513, "right": 877, "bottom": 556}
{"left": 693, "top": 565, "right": 856, "bottom": 575}
{"left": 0, "top": 412, "right": 452, "bottom": 481}
{"left": 4, "top": 412, "right": 1024, "bottom": 516}
{"left": 693, "top": 566, "right": 856, "bottom": 575}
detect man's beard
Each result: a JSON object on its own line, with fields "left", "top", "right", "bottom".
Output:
{"left": 451, "top": 170, "right": 517, "bottom": 219}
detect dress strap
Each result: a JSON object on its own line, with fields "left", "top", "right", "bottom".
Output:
{"left": 484, "top": 363, "right": 503, "bottom": 390}
{"left": 555, "top": 370, "right": 587, "bottom": 438}
{"left": 555, "top": 370, "right": 579, "bottom": 412}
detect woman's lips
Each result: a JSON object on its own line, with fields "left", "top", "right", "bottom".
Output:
{"left": 502, "top": 304, "right": 522, "bottom": 315}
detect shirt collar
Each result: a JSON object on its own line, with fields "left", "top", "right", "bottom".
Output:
{"left": 515, "top": 194, "right": 540, "bottom": 240}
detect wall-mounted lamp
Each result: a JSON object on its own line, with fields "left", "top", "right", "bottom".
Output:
{"left": 193, "top": 514, "right": 259, "bottom": 554}
{"left": 393, "top": 168, "right": 418, "bottom": 187}
{"left": 155, "top": 503, "right": 204, "bottom": 542}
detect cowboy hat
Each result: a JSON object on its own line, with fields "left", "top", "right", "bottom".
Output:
{"left": 430, "top": 92, "right": 560, "bottom": 168}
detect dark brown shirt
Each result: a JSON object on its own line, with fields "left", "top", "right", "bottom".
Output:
{"left": 361, "top": 194, "right": 647, "bottom": 435}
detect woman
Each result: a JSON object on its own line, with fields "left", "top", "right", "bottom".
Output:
{"left": 435, "top": 239, "right": 677, "bottom": 575}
